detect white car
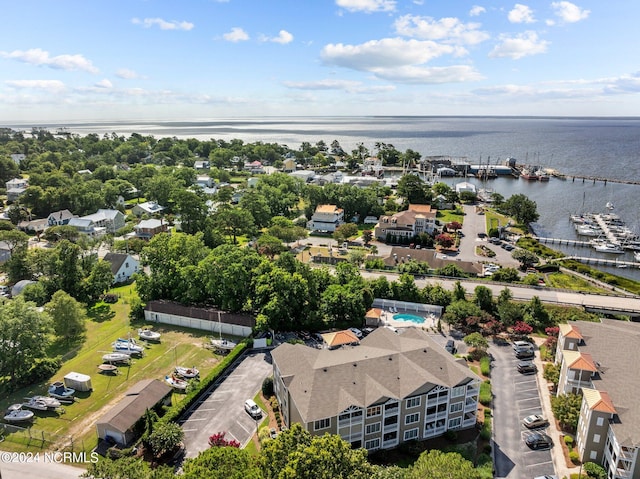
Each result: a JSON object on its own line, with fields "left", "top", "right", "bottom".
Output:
{"left": 349, "top": 327, "right": 363, "bottom": 339}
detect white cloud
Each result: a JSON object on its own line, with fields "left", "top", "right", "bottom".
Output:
{"left": 223, "top": 27, "right": 250, "bottom": 42}
{"left": 489, "top": 31, "right": 549, "bottom": 59}
{"left": 374, "top": 65, "right": 484, "bottom": 84}
{"left": 283, "top": 79, "right": 395, "bottom": 93}
{"left": 94, "top": 79, "right": 113, "bottom": 89}
{"left": 394, "top": 15, "right": 489, "bottom": 45}
{"left": 260, "top": 30, "right": 294, "bottom": 44}
{"left": 116, "top": 68, "right": 140, "bottom": 79}
{"left": 508, "top": 4, "right": 535, "bottom": 23}
{"left": 335, "top": 0, "right": 396, "bottom": 13}
{"left": 5, "top": 79, "right": 66, "bottom": 93}
{"left": 0, "top": 48, "right": 99, "bottom": 73}
{"left": 321, "top": 38, "right": 464, "bottom": 71}
{"left": 131, "top": 17, "right": 194, "bottom": 31}
{"left": 551, "top": 1, "right": 590, "bottom": 23}
{"left": 469, "top": 6, "right": 486, "bottom": 17}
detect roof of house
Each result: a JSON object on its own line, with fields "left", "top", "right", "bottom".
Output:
{"left": 559, "top": 323, "right": 584, "bottom": 340}
{"left": 563, "top": 350, "right": 598, "bottom": 372}
{"left": 408, "top": 204, "right": 433, "bottom": 214}
{"left": 135, "top": 219, "right": 164, "bottom": 229}
{"left": 583, "top": 388, "right": 617, "bottom": 414}
{"left": 383, "top": 247, "right": 482, "bottom": 275}
{"left": 96, "top": 379, "right": 172, "bottom": 434}
{"left": 68, "top": 218, "right": 94, "bottom": 228}
{"left": 365, "top": 308, "right": 383, "bottom": 319}
{"left": 103, "top": 253, "right": 136, "bottom": 276}
{"left": 48, "top": 210, "right": 75, "bottom": 221}
{"left": 271, "top": 327, "right": 479, "bottom": 423}
{"left": 321, "top": 330, "right": 359, "bottom": 348}
{"left": 134, "top": 202, "right": 165, "bottom": 214}
{"left": 565, "top": 319, "right": 640, "bottom": 446}
{"left": 315, "top": 204, "right": 343, "bottom": 214}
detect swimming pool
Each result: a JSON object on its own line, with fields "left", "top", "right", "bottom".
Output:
{"left": 392, "top": 313, "right": 425, "bottom": 324}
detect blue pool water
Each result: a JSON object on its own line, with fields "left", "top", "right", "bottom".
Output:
{"left": 392, "top": 313, "right": 425, "bottom": 324}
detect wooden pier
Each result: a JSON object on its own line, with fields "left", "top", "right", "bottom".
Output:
{"left": 567, "top": 175, "right": 640, "bottom": 186}
{"left": 536, "top": 237, "right": 593, "bottom": 247}
{"left": 564, "top": 256, "right": 640, "bottom": 269}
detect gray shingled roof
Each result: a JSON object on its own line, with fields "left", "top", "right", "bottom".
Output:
{"left": 568, "top": 319, "right": 640, "bottom": 446}
{"left": 103, "top": 252, "right": 129, "bottom": 276}
{"left": 272, "top": 327, "right": 478, "bottom": 423}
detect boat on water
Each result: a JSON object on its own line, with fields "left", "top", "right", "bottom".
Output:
{"left": 23, "top": 396, "right": 61, "bottom": 410}
{"left": 138, "top": 328, "right": 161, "bottom": 342}
{"left": 576, "top": 225, "right": 601, "bottom": 237}
{"left": 606, "top": 201, "right": 614, "bottom": 210}
{"left": 174, "top": 366, "right": 199, "bottom": 379}
{"left": 535, "top": 169, "right": 550, "bottom": 181}
{"left": 165, "top": 374, "right": 188, "bottom": 391}
{"left": 634, "top": 252, "right": 640, "bottom": 262}
{"left": 520, "top": 168, "right": 537, "bottom": 180}
{"left": 4, "top": 404, "right": 35, "bottom": 423}
{"left": 102, "top": 352, "right": 131, "bottom": 363}
{"left": 48, "top": 381, "right": 76, "bottom": 400}
{"left": 593, "top": 242, "right": 625, "bottom": 254}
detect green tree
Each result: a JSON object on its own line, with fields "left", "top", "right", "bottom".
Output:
{"left": 543, "top": 362, "right": 560, "bottom": 385}
{"left": 214, "top": 206, "right": 255, "bottom": 244}
{"left": 239, "top": 189, "right": 272, "bottom": 229}
{"left": 452, "top": 280, "right": 467, "bottom": 301}
{"left": 473, "top": 285, "right": 494, "bottom": 313}
{"left": 397, "top": 174, "right": 430, "bottom": 204}
{"left": 172, "top": 189, "right": 208, "bottom": 235}
{"left": 463, "top": 332, "right": 489, "bottom": 355}
{"left": 333, "top": 223, "right": 359, "bottom": 244}
{"left": 320, "top": 284, "right": 365, "bottom": 328}
{"left": 500, "top": 193, "right": 539, "bottom": 224}
{"left": 182, "top": 446, "right": 262, "bottom": 479}
{"left": 82, "top": 259, "right": 114, "bottom": 304}
{"left": 0, "top": 229, "right": 30, "bottom": 283}
{"left": 551, "top": 393, "right": 583, "bottom": 431}
{"left": 81, "top": 456, "right": 174, "bottom": 479}
{"left": 407, "top": 450, "right": 481, "bottom": 479}
{"left": 42, "top": 225, "right": 81, "bottom": 243}
{"left": 45, "top": 290, "right": 87, "bottom": 344}
{"left": 0, "top": 296, "right": 53, "bottom": 380}
{"left": 148, "top": 421, "right": 185, "bottom": 458}
{"left": 442, "top": 300, "right": 481, "bottom": 329}
{"left": 524, "top": 296, "right": 551, "bottom": 330}
{"left": 362, "top": 229, "right": 373, "bottom": 246}
{"left": 256, "top": 234, "right": 285, "bottom": 259}
{"left": 491, "top": 267, "right": 520, "bottom": 283}
{"left": 512, "top": 249, "right": 539, "bottom": 269}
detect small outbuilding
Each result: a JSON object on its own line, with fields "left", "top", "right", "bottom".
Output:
{"left": 64, "top": 372, "right": 92, "bottom": 392}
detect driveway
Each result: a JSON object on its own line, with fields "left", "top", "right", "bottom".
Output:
{"left": 180, "top": 351, "right": 273, "bottom": 458}
{"left": 491, "top": 341, "right": 556, "bottom": 479}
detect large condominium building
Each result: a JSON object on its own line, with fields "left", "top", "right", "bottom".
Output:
{"left": 555, "top": 320, "right": 640, "bottom": 479}
{"left": 271, "top": 327, "right": 480, "bottom": 451}
{"left": 373, "top": 204, "right": 437, "bottom": 241}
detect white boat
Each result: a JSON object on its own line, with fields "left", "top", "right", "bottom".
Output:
{"left": 138, "top": 328, "right": 161, "bottom": 342}
{"left": 98, "top": 363, "right": 119, "bottom": 373}
{"left": 102, "top": 352, "right": 131, "bottom": 363}
{"left": 593, "top": 242, "right": 625, "bottom": 254}
{"left": 112, "top": 338, "right": 145, "bottom": 355}
{"left": 210, "top": 338, "right": 237, "bottom": 351}
{"left": 576, "top": 225, "right": 601, "bottom": 237}
{"left": 4, "top": 404, "right": 35, "bottom": 423}
{"left": 606, "top": 201, "right": 614, "bottom": 210}
{"left": 23, "top": 396, "right": 61, "bottom": 410}
{"left": 174, "top": 366, "right": 199, "bottom": 379}
{"left": 48, "top": 381, "right": 75, "bottom": 400}
{"left": 634, "top": 252, "right": 640, "bottom": 262}
{"left": 165, "top": 374, "right": 188, "bottom": 391}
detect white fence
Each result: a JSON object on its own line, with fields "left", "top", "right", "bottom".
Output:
{"left": 143, "top": 310, "right": 252, "bottom": 337}
{"left": 372, "top": 298, "right": 443, "bottom": 317}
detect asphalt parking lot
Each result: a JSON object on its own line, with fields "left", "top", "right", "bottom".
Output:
{"left": 180, "top": 351, "right": 273, "bottom": 458}
{"left": 491, "top": 340, "right": 556, "bottom": 479}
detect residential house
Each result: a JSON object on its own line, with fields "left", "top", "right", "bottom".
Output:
{"left": 382, "top": 247, "right": 482, "bottom": 276}
{"left": 134, "top": 218, "right": 168, "bottom": 239}
{"left": 282, "top": 158, "right": 296, "bottom": 172}
{"left": 555, "top": 320, "right": 640, "bottom": 479}
{"left": 194, "top": 159, "right": 210, "bottom": 170}
{"left": 271, "top": 327, "right": 480, "bottom": 451}
{"left": 103, "top": 252, "right": 139, "bottom": 284}
{"left": 132, "top": 201, "right": 165, "bottom": 217}
{"left": 68, "top": 209, "right": 125, "bottom": 236}
{"left": 244, "top": 160, "right": 264, "bottom": 173}
{"left": 6, "top": 178, "right": 28, "bottom": 202}
{"left": 68, "top": 217, "right": 102, "bottom": 237}
{"left": 307, "top": 204, "right": 345, "bottom": 233}
{"left": 432, "top": 194, "right": 453, "bottom": 210}
{"left": 18, "top": 218, "right": 48, "bottom": 234}
{"left": 0, "top": 241, "right": 11, "bottom": 264}
{"left": 10, "top": 154, "right": 25, "bottom": 165}
{"left": 195, "top": 175, "right": 214, "bottom": 188}
{"left": 373, "top": 204, "right": 437, "bottom": 241}
{"left": 96, "top": 379, "right": 172, "bottom": 446}
{"left": 47, "top": 209, "right": 75, "bottom": 227}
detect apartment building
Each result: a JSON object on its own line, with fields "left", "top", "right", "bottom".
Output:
{"left": 373, "top": 204, "right": 437, "bottom": 241}
{"left": 271, "top": 327, "right": 480, "bottom": 451}
{"left": 555, "top": 320, "right": 640, "bottom": 479}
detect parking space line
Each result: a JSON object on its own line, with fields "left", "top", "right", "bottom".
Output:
{"left": 183, "top": 418, "right": 208, "bottom": 422}
{"left": 182, "top": 428, "right": 199, "bottom": 432}
{"left": 516, "top": 397, "right": 540, "bottom": 404}
{"left": 516, "top": 386, "right": 538, "bottom": 392}
{"left": 526, "top": 460, "right": 554, "bottom": 467}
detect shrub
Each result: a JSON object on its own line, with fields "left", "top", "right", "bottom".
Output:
{"left": 569, "top": 450, "right": 580, "bottom": 464}
{"left": 480, "top": 356, "right": 491, "bottom": 377}
{"left": 480, "top": 415, "right": 492, "bottom": 441}
{"left": 564, "top": 435, "right": 574, "bottom": 448}
{"left": 583, "top": 462, "right": 607, "bottom": 479}
{"left": 443, "top": 430, "right": 458, "bottom": 442}
{"left": 479, "top": 380, "right": 492, "bottom": 406}
{"left": 102, "top": 293, "right": 119, "bottom": 303}
{"left": 262, "top": 376, "right": 274, "bottom": 397}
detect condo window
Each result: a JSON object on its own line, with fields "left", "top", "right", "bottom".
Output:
{"left": 367, "top": 406, "right": 382, "bottom": 417}
{"left": 448, "top": 417, "right": 462, "bottom": 429}
{"left": 314, "top": 418, "right": 330, "bottom": 431}
{"left": 365, "top": 439, "right": 380, "bottom": 450}
{"left": 404, "top": 428, "right": 419, "bottom": 441}
{"left": 406, "top": 397, "right": 421, "bottom": 409}
{"left": 405, "top": 413, "right": 420, "bottom": 425}
{"left": 366, "top": 422, "right": 381, "bottom": 435}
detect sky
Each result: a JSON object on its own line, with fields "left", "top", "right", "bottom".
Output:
{"left": 1, "top": 0, "right": 638, "bottom": 122}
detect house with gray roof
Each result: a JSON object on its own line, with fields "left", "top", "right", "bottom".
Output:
{"left": 555, "top": 320, "right": 640, "bottom": 479}
{"left": 132, "top": 201, "right": 165, "bottom": 217}
{"left": 103, "top": 252, "right": 139, "bottom": 284}
{"left": 47, "top": 210, "right": 75, "bottom": 226}
{"left": 271, "top": 327, "right": 480, "bottom": 451}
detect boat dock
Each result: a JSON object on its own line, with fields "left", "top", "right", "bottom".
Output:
{"left": 567, "top": 175, "right": 640, "bottom": 186}
{"left": 536, "top": 237, "right": 593, "bottom": 248}
{"left": 564, "top": 256, "right": 640, "bottom": 269}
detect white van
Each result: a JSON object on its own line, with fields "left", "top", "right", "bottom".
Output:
{"left": 244, "top": 399, "right": 262, "bottom": 419}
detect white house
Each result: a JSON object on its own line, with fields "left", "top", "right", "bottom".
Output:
{"left": 5, "top": 178, "right": 28, "bottom": 202}
{"left": 103, "top": 253, "right": 139, "bottom": 284}
{"left": 47, "top": 210, "right": 75, "bottom": 227}
{"left": 84, "top": 209, "right": 126, "bottom": 234}
{"left": 307, "top": 205, "right": 345, "bottom": 232}
{"left": 195, "top": 175, "right": 214, "bottom": 188}
{"left": 132, "top": 201, "right": 165, "bottom": 217}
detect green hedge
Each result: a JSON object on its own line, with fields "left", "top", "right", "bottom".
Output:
{"left": 480, "top": 356, "right": 491, "bottom": 377}
{"left": 479, "top": 380, "right": 492, "bottom": 406}
{"left": 160, "top": 340, "right": 250, "bottom": 424}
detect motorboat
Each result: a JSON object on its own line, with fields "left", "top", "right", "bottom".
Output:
{"left": 138, "top": 328, "right": 161, "bottom": 342}
{"left": 165, "top": 374, "right": 188, "bottom": 391}
{"left": 98, "top": 363, "right": 119, "bottom": 374}
{"left": 606, "top": 201, "right": 614, "bottom": 210}
{"left": 593, "top": 242, "right": 625, "bottom": 254}
{"left": 102, "top": 352, "right": 131, "bottom": 364}
{"left": 210, "top": 338, "right": 237, "bottom": 352}
{"left": 4, "top": 404, "right": 34, "bottom": 423}
{"left": 29, "top": 396, "right": 62, "bottom": 409}
{"left": 575, "top": 225, "right": 601, "bottom": 237}
{"left": 48, "top": 381, "right": 76, "bottom": 400}
{"left": 112, "top": 338, "right": 145, "bottom": 355}
{"left": 174, "top": 366, "right": 199, "bottom": 379}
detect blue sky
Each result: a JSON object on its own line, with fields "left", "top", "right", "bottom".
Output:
{"left": 1, "top": 0, "right": 637, "bottom": 122}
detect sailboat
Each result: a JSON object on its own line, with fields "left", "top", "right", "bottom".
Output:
{"left": 210, "top": 312, "right": 237, "bottom": 352}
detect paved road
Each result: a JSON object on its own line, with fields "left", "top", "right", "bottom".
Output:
{"left": 0, "top": 453, "right": 85, "bottom": 479}
{"left": 180, "top": 352, "right": 273, "bottom": 458}
{"left": 491, "top": 341, "right": 556, "bottom": 479}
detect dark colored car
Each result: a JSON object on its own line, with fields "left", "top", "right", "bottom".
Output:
{"left": 517, "top": 361, "right": 537, "bottom": 375}
{"left": 515, "top": 348, "right": 535, "bottom": 359}
{"left": 525, "top": 432, "right": 553, "bottom": 450}
{"left": 445, "top": 339, "right": 456, "bottom": 354}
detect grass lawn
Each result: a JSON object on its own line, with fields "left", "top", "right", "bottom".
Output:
{"left": 0, "top": 283, "right": 226, "bottom": 453}
{"left": 436, "top": 210, "right": 464, "bottom": 225}
{"left": 484, "top": 209, "right": 509, "bottom": 232}
{"left": 545, "top": 272, "right": 608, "bottom": 293}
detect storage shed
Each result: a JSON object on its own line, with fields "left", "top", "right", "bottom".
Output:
{"left": 64, "top": 372, "right": 92, "bottom": 392}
